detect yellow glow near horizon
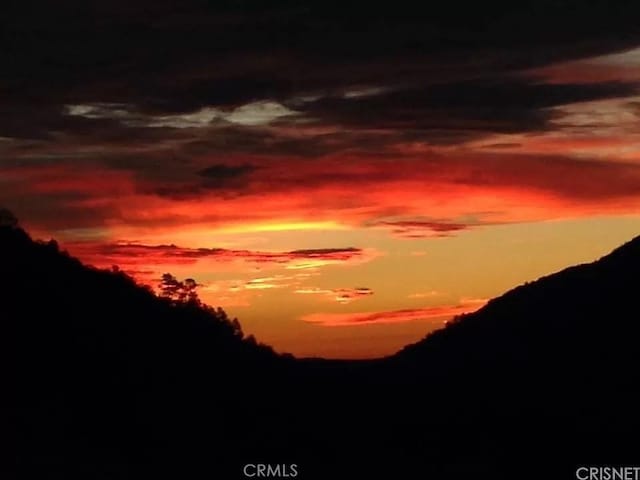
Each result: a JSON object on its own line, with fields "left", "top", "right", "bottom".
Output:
{"left": 216, "top": 220, "right": 349, "bottom": 235}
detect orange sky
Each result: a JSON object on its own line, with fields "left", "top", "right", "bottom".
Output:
{"left": 3, "top": 46, "right": 640, "bottom": 358}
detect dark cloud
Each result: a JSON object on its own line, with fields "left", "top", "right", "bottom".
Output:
{"left": 198, "top": 164, "right": 256, "bottom": 180}
{"left": 179, "top": 127, "right": 413, "bottom": 158}
{"left": 293, "top": 80, "right": 639, "bottom": 144}
{"left": 147, "top": 163, "right": 258, "bottom": 199}
{"left": 5, "top": 1, "right": 640, "bottom": 106}
{"left": 2, "top": 0, "right": 639, "bottom": 162}
{"left": 71, "top": 242, "right": 365, "bottom": 266}
{"left": 2, "top": 1, "right": 640, "bottom": 134}
{"left": 481, "top": 142, "right": 523, "bottom": 149}
{"left": 3, "top": 0, "right": 640, "bottom": 235}
{"left": 287, "top": 248, "right": 361, "bottom": 259}
{"left": 295, "top": 286, "right": 374, "bottom": 303}
{"left": 371, "top": 220, "right": 472, "bottom": 238}
{"left": 628, "top": 101, "right": 640, "bottom": 117}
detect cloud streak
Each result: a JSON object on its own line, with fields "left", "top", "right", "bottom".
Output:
{"left": 295, "top": 287, "right": 374, "bottom": 304}
{"left": 301, "top": 299, "right": 487, "bottom": 326}
{"left": 61, "top": 242, "right": 376, "bottom": 283}
{"left": 369, "top": 219, "right": 475, "bottom": 238}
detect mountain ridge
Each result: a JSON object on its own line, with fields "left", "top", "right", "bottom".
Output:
{"left": 5, "top": 220, "right": 640, "bottom": 479}
{"left": 396, "top": 233, "right": 640, "bottom": 363}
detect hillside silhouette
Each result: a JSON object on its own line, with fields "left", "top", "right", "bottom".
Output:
{"left": 397, "top": 233, "right": 640, "bottom": 388}
{"left": 4, "top": 221, "right": 283, "bottom": 479}
{"left": 5, "top": 216, "right": 640, "bottom": 479}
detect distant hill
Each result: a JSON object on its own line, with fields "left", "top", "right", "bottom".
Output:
{"left": 397, "top": 234, "right": 640, "bottom": 372}
{"left": 2, "top": 224, "right": 282, "bottom": 479}
{"left": 5, "top": 218, "right": 640, "bottom": 479}
{"left": 385, "top": 236, "right": 640, "bottom": 477}
{"left": 2, "top": 223, "right": 276, "bottom": 364}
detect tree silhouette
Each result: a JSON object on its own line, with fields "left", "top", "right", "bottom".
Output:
{"left": 0, "top": 208, "right": 18, "bottom": 229}
{"left": 159, "top": 273, "right": 200, "bottom": 304}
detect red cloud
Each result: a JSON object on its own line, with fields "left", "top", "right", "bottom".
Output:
{"left": 62, "top": 242, "right": 371, "bottom": 279}
{"left": 295, "top": 286, "right": 374, "bottom": 303}
{"left": 4, "top": 147, "right": 640, "bottom": 242}
{"left": 301, "top": 299, "right": 487, "bottom": 326}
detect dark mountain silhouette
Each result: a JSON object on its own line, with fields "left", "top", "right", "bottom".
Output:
{"left": 395, "top": 233, "right": 640, "bottom": 398}
{"left": 3, "top": 223, "right": 283, "bottom": 479}
{"left": 5, "top": 217, "right": 640, "bottom": 479}
{"left": 386, "top": 236, "right": 640, "bottom": 476}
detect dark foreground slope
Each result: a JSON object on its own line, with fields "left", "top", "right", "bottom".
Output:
{"left": 3, "top": 226, "right": 286, "bottom": 478}
{"left": 389, "top": 235, "right": 640, "bottom": 475}
{"left": 5, "top": 222, "right": 640, "bottom": 479}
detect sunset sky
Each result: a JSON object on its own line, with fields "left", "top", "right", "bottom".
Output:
{"left": 2, "top": 1, "right": 640, "bottom": 358}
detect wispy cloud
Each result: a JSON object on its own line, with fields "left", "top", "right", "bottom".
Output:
{"left": 407, "top": 291, "right": 441, "bottom": 299}
{"left": 370, "top": 219, "right": 474, "bottom": 238}
{"left": 301, "top": 299, "right": 487, "bottom": 326}
{"left": 61, "top": 242, "right": 377, "bottom": 282}
{"left": 295, "top": 286, "right": 374, "bottom": 304}
{"left": 65, "top": 101, "right": 298, "bottom": 128}
{"left": 244, "top": 275, "right": 293, "bottom": 290}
